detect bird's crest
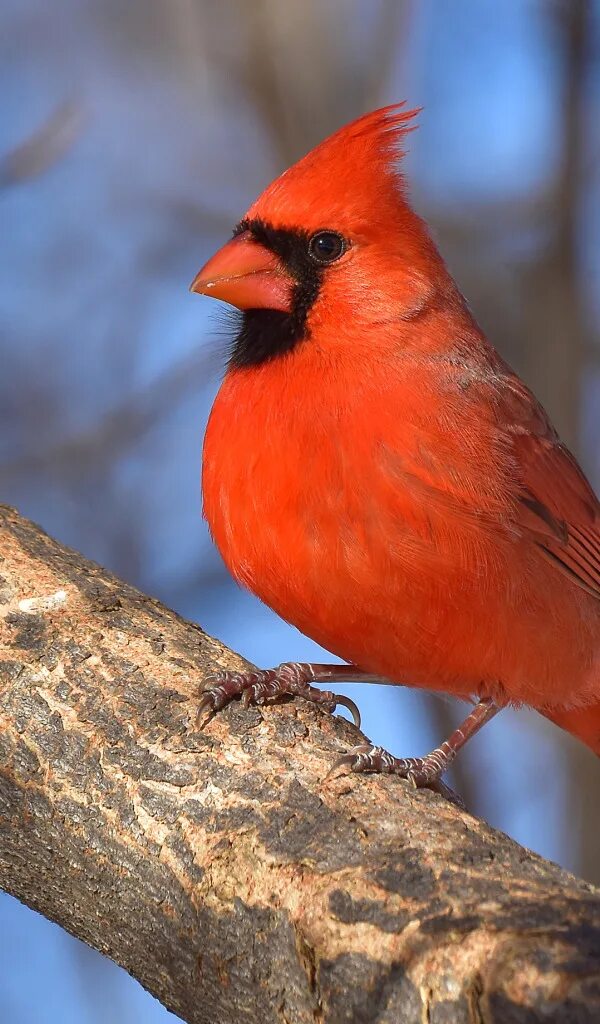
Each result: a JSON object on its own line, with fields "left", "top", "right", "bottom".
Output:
{"left": 246, "top": 104, "right": 420, "bottom": 231}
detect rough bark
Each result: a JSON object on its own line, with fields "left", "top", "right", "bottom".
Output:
{"left": 0, "top": 505, "right": 599, "bottom": 1024}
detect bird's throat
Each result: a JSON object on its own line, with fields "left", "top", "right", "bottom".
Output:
{"left": 228, "top": 307, "right": 309, "bottom": 369}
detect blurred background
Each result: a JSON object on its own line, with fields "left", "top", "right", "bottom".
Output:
{"left": 1, "top": 0, "right": 599, "bottom": 1020}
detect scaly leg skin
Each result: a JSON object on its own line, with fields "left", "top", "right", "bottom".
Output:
{"left": 332, "top": 698, "right": 500, "bottom": 806}
{"left": 197, "top": 662, "right": 379, "bottom": 730}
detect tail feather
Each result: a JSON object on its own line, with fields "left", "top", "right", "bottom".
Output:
{"left": 543, "top": 703, "right": 600, "bottom": 755}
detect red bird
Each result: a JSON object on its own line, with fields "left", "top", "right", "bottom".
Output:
{"left": 191, "top": 105, "right": 600, "bottom": 793}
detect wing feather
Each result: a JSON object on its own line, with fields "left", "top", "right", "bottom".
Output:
{"left": 506, "top": 382, "right": 600, "bottom": 600}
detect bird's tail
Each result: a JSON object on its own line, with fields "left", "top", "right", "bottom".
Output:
{"left": 542, "top": 702, "right": 600, "bottom": 755}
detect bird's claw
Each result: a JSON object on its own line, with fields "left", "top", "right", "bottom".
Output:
{"left": 196, "top": 662, "right": 361, "bottom": 729}
{"left": 327, "top": 742, "right": 465, "bottom": 807}
{"left": 196, "top": 668, "right": 256, "bottom": 727}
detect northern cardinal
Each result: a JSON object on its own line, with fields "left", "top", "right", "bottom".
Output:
{"left": 191, "top": 105, "right": 600, "bottom": 792}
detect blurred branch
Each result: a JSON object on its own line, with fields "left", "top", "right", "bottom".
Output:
{"left": 0, "top": 101, "right": 82, "bottom": 188}
{"left": 1, "top": 504, "right": 600, "bottom": 1023}
{"left": 510, "top": 0, "right": 600, "bottom": 889}
{"left": 2, "top": 347, "right": 217, "bottom": 481}
{"left": 363, "top": 0, "right": 414, "bottom": 112}
{"left": 199, "top": 0, "right": 413, "bottom": 168}
{"left": 518, "top": 0, "right": 590, "bottom": 450}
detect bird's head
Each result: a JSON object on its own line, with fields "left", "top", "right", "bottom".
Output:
{"left": 192, "top": 104, "right": 448, "bottom": 368}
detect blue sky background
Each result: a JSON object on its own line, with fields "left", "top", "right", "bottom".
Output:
{"left": 1, "top": 2, "right": 599, "bottom": 1021}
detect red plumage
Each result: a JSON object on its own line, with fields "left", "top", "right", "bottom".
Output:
{"left": 193, "top": 105, "right": 600, "bottom": 768}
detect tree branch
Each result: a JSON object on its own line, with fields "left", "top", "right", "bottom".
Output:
{"left": 0, "top": 505, "right": 598, "bottom": 1023}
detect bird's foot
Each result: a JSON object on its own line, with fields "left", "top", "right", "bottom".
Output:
{"left": 331, "top": 743, "right": 465, "bottom": 807}
{"left": 197, "top": 661, "right": 362, "bottom": 729}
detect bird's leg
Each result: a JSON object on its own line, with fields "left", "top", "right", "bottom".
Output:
{"left": 332, "top": 697, "right": 499, "bottom": 800}
{"left": 197, "top": 662, "right": 378, "bottom": 729}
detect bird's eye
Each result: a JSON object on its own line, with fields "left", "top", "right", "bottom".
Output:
{"left": 307, "top": 231, "right": 347, "bottom": 265}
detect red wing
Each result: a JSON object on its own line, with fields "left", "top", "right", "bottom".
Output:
{"left": 511, "top": 414, "right": 600, "bottom": 601}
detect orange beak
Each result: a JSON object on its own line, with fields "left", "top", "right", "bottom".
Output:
{"left": 190, "top": 231, "right": 293, "bottom": 311}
